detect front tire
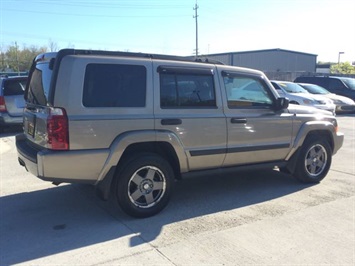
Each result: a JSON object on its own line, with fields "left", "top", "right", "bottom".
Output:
{"left": 115, "top": 153, "right": 174, "bottom": 218}
{"left": 294, "top": 136, "right": 332, "bottom": 183}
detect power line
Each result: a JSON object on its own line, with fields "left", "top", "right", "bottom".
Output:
{"left": 2, "top": 8, "right": 189, "bottom": 18}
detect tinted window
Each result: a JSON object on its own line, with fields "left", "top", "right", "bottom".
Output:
{"left": 329, "top": 79, "right": 345, "bottom": 90}
{"left": 27, "top": 62, "right": 52, "bottom": 105}
{"left": 3, "top": 78, "right": 27, "bottom": 96}
{"left": 223, "top": 75, "right": 273, "bottom": 108}
{"left": 160, "top": 73, "right": 216, "bottom": 108}
{"left": 83, "top": 64, "right": 146, "bottom": 107}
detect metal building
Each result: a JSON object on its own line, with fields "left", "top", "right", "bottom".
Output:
{"left": 202, "top": 48, "right": 317, "bottom": 73}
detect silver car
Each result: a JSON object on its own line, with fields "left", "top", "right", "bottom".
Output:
{"left": 271, "top": 80, "right": 336, "bottom": 114}
{"left": 0, "top": 76, "right": 27, "bottom": 132}
{"left": 298, "top": 82, "right": 355, "bottom": 113}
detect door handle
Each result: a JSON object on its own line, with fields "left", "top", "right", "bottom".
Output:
{"left": 231, "top": 118, "right": 247, "bottom": 124}
{"left": 161, "top": 119, "right": 182, "bottom": 125}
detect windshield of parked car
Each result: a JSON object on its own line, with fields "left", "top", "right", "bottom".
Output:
{"left": 299, "top": 83, "right": 330, "bottom": 94}
{"left": 340, "top": 77, "right": 355, "bottom": 90}
{"left": 276, "top": 82, "right": 308, "bottom": 93}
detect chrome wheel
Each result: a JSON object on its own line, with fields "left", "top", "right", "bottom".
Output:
{"left": 128, "top": 166, "right": 166, "bottom": 208}
{"left": 304, "top": 144, "right": 328, "bottom": 177}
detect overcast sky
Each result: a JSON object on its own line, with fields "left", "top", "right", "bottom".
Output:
{"left": 1, "top": 0, "right": 354, "bottom": 63}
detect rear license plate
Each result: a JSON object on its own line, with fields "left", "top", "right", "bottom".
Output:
{"left": 26, "top": 114, "right": 36, "bottom": 137}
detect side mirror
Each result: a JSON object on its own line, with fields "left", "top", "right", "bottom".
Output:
{"left": 275, "top": 97, "right": 289, "bottom": 111}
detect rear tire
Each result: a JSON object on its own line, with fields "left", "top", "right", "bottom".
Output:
{"left": 115, "top": 153, "right": 174, "bottom": 218}
{"left": 294, "top": 136, "right": 332, "bottom": 183}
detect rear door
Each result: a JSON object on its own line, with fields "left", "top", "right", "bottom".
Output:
{"left": 153, "top": 61, "right": 227, "bottom": 171}
{"left": 3, "top": 77, "right": 27, "bottom": 116}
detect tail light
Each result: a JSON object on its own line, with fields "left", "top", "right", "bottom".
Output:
{"left": 47, "top": 107, "right": 69, "bottom": 150}
{"left": 0, "top": 96, "right": 6, "bottom": 112}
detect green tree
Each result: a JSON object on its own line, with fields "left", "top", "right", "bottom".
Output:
{"left": 330, "top": 62, "right": 355, "bottom": 74}
{"left": 2, "top": 43, "right": 47, "bottom": 72}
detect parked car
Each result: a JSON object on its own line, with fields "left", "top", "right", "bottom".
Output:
{"left": 0, "top": 75, "right": 27, "bottom": 132}
{"left": 16, "top": 49, "right": 344, "bottom": 218}
{"left": 271, "top": 80, "right": 335, "bottom": 114}
{"left": 298, "top": 83, "right": 355, "bottom": 113}
{"left": 294, "top": 76, "right": 355, "bottom": 101}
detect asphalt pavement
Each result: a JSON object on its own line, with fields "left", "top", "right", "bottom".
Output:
{"left": 0, "top": 115, "right": 354, "bottom": 265}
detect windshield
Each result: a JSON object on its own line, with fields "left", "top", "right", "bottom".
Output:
{"left": 276, "top": 82, "right": 308, "bottom": 93}
{"left": 299, "top": 83, "right": 329, "bottom": 94}
{"left": 26, "top": 61, "right": 52, "bottom": 105}
{"left": 340, "top": 77, "right": 355, "bottom": 90}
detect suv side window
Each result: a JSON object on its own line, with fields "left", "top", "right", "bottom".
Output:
{"left": 329, "top": 79, "right": 345, "bottom": 90}
{"left": 83, "top": 64, "right": 146, "bottom": 107}
{"left": 223, "top": 74, "right": 273, "bottom": 108}
{"left": 160, "top": 72, "right": 216, "bottom": 108}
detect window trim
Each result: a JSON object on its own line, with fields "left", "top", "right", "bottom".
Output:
{"left": 158, "top": 65, "right": 214, "bottom": 76}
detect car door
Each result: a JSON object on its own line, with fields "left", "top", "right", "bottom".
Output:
{"left": 153, "top": 61, "right": 227, "bottom": 171}
{"left": 218, "top": 69, "right": 293, "bottom": 166}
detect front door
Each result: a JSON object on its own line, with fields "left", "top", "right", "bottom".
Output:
{"left": 219, "top": 70, "right": 293, "bottom": 166}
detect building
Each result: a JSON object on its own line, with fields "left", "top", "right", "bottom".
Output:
{"left": 198, "top": 48, "right": 317, "bottom": 81}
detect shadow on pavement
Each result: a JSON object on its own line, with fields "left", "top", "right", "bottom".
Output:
{"left": 0, "top": 169, "right": 312, "bottom": 265}
{"left": 0, "top": 125, "right": 23, "bottom": 138}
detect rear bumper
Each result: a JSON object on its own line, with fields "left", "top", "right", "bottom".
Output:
{"left": 0, "top": 113, "right": 23, "bottom": 126}
{"left": 16, "top": 134, "right": 110, "bottom": 184}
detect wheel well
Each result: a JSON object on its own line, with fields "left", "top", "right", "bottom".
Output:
{"left": 118, "top": 142, "right": 182, "bottom": 180}
{"left": 305, "top": 130, "right": 334, "bottom": 152}
{"left": 286, "top": 129, "right": 334, "bottom": 175}
{"left": 289, "top": 100, "right": 299, "bottom": 104}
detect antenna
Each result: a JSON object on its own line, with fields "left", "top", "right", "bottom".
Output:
{"left": 193, "top": 1, "right": 199, "bottom": 58}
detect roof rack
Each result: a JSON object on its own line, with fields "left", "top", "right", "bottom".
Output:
{"left": 57, "top": 49, "right": 224, "bottom": 65}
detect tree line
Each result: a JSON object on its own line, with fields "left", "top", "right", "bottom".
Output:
{"left": 0, "top": 43, "right": 48, "bottom": 73}
{"left": 1, "top": 43, "right": 355, "bottom": 74}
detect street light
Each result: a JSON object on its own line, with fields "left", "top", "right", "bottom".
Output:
{"left": 338, "top": 52, "right": 344, "bottom": 65}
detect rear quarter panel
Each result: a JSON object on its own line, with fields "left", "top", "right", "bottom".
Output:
{"left": 53, "top": 55, "right": 154, "bottom": 150}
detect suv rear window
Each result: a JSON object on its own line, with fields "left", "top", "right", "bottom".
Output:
{"left": 83, "top": 64, "right": 146, "bottom": 107}
{"left": 26, "top": 62, "right": 52, "bottom": 105}
{"left": 3, "top": 78, "right": 27, "bottom": 96}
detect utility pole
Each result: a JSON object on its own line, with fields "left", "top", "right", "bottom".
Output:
{"left": 193, "top": 1, "right": 199, "bottom": 58}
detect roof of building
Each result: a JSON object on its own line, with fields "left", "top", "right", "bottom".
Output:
{"left": 202, "top": 48, "right": 317, "bottom": 57}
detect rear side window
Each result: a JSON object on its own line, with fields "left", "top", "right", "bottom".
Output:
{"left": 3, "top": 78, "right": 27, "bottom": 96}
{"left": 83, "top": 64, "right": 146, "bottom": 107}
{"left": 329, "top": 79, "right": 346, "bottom": 90}
{"left": 160, "top": 73, "right": 216, "bottom": 108}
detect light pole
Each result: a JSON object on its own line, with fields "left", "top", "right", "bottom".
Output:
{"left": 338, "top": 52, "right": 344, "bottom": 65}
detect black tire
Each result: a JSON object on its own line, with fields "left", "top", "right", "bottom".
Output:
{"left": 115, "top": 153, "right": 174, "bottom": 218}
{"left": 294, "top": 136, "right": 332, "bottom": 183}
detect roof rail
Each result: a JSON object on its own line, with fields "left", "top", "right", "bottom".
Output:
{"left": 58, "top": 49, "right": 224, "bottom": 65}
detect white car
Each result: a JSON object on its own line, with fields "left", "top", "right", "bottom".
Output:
{"left": 271, "top": 80, "right": 335, "bottom": 114}
{"left": 298, "top": 83, "right": 355, "bottom": 113}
